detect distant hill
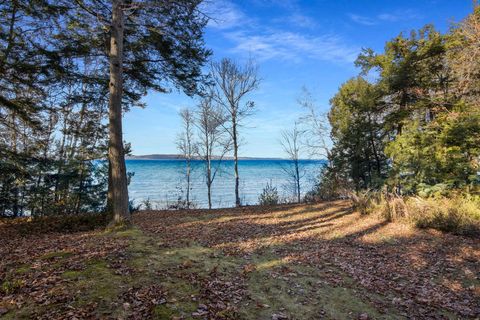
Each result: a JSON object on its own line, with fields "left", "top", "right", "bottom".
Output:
{"left": 125, "top": 154, "right": 289, "bottom": 161}
{"left": 126, "top": 154, "right": 182, "bottom": 160}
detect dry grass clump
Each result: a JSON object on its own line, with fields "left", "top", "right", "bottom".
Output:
{"left": 407, "top": 196, "right": 480, "bottom": 236}
{"left": 350, "top": 190, "right": 375, "bottom": 215}
{"left": 350, "top": 191, "right": 408, "bottom": 220}
{"left": 359, "top": 192, "right": 480, "bottom": 236}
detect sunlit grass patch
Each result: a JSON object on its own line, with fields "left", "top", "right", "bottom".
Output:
{"left": 3, "top": 201, "right": 477, "bottom": 319}
{"left": 40, "top": 250, "right": 73, "bottom": 260}
{"left": 67, "top": 259, "right": 123, "bottom": 310}
{"left": 240, "top": 256, "right": 396, "bottom": 320}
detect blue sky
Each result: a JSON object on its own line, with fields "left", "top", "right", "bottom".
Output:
{"left": 123, "top": 0, "right": 473, "bottom": 158}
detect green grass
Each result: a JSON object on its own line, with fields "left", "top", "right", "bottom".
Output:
{"left": 114, "top": 228, "right": 401, "bottom": 319}
{"left": 40, "top": 251, "right": 73, "bottom": 260}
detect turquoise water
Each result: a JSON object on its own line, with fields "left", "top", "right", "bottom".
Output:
{"left": 126, "top": 159, "right": 324, "bottom": 209}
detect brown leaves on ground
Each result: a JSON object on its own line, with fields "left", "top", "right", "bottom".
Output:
{"left": 134, "top": 200, "right": 480, "bottom": 319}
{"left": 0, "top": 200, "right": 479, "bottom": 319}
{"left": 121, "top": 285, "right": 167, "bottom": 319}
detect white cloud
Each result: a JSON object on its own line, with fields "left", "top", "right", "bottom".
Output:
{"left": 348, "top": 10, "right": 421, "bottom": 26}
{"left": 347, "top": 14, "right": 376, "bottom": 26}
{"left": 377, "top": 13, "right": 400, "bottom": 22}
{"left": 204, "top": 0, "right": 357, "bottom": 65}
{"left": 249, "top": 0, "right": 298, "bottom": 10}
{"left": 203, "top": 0, "right": 247, "bottom": 30}
{"left": 378, "top": 10, "right": 421, "bottom": 22}
{"left": 225, "top": 30, "right": 358, "bottom": 64}
{"left": 285, "top": 13, "right": 318, "bottom": 29}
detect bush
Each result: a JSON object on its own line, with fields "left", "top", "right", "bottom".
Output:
{"left": 407, "top": 196, "right": 480, "bottom": 236}
{"left": 129, "top": 200, "right": 142, "bottom": 213}
{"left": 142, "top": 198, "right": 153, "bottom": 210}
{"left": 363, "top": 192, "right": 480, "bottom": 236}
{"left": 305, "top": 165, "right": 352, "bottom": 202}
{"left": 349, "top": 190, "right": 374, "bottom": 215}
{"left": 8, "top": 213, "right": 108, "bottom": 235}
{"left": 376, "top": 193, "right": 408, "bottom": 221}
{"left": 258, "top": 182, "right": 279, "bottom": 206}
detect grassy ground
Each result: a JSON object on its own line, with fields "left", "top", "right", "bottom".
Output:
{"left": 0, "top": 201, "right": 479, "bottom": 319}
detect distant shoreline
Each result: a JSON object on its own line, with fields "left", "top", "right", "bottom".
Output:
{"left": 125, "top": 154, "right": 323, "bottom": 161}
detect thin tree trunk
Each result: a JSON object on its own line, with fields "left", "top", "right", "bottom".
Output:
{"left": 232, "top": 121, "right": 240, "bottom": 207}
{"left": 108, "top": 0, "right": 130, "bottom": 225}
{"left": 11, "top": 113, "right": 19, "bottom": 217}
{"left": 207, "top": 157, "right": 212, "bottom": 209}
{"left": 186, "top": 160, "right": 190, "bottom": 208}
{"left": 295, "top": 160, "right": 300, "bottom": 203}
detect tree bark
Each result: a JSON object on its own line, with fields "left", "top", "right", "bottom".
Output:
{"left": 186, "top": 161, "right": 190, "bottom": 208}
{"left": 108, "top": 0, "right": 130, "bottom": 225}
{"left": 207, "top": 158, "right": 212, "bottom": 209}
{"left": 295, "top": 159, "right": 300, "bottom": 203}
{"left": 232, "top": 120, "right": 240, "bottom": 207}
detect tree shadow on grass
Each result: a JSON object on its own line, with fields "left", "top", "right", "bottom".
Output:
{"left": 135, "top": 202, "right": 480, "bottom": 318}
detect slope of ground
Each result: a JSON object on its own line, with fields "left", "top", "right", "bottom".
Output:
{"left": 0, "top": 201, "right": 479, "bottom": 319}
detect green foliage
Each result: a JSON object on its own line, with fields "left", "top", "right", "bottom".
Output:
{"left": 141, "top": 198, "right": 153, "bottom": 211}
{"left": 1, "top": 0, "right": 211, "bottom": 218}
{"left": 258, "top": 182, "right": 279, "bottom": 205}
{"left": 327, "top": 77, "right": 388, "bottom": 191}
{"left": 386, "top": 107, "right": 480, "bottom": 194}
{"left": 305, "top": 164, "right": 351, "bottom": 201}
{"left": 322, "top": 8, "right": 480, "bottom": 201}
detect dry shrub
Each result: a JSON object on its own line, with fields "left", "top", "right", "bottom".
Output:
{"left": 406, "top": 196, "right": 480, "bottom": 236}
{"left": 378, "top": 193, "right": 408, "bottom": 222}
{"left": 361, "top": 192, "right": 479, "bottom": 236}
{"left": 350, "top": 190, "right": 375, "bottom": 215}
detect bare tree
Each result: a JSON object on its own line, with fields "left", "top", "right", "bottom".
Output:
{"left": 195, "top": 96, "right": 231, "bottom": 209}
{"left": 210, "top": 58, "right": 260, "bottom": 207}
{"left": 297, "top": 87, "right": 331, "bottom": 159}
{"left": 280, "top": 122, "right": 305, "bottom": 203}
{"left": 176, "top": 108, "right": 197, "bottom": 208}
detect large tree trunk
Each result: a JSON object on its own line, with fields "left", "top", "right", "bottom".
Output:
{"left": 232, "top": 121, "right": 240, "bottom": 207}
{"left": 108, "top": 0, "right": 130, "bottom": 225}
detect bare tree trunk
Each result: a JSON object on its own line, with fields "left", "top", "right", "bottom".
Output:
{"left": 295, "top": 159, "right": 301, "bottom": 203}
{"left": 207, "top": 156, "right": 212, "bottom": 209}
{"left": 108, "top": 0, "right": 130, "bottom": 225}
{"left": 186, "top": 161, "right": 190, "bottom": 208}
{"left": 232, "top": 121, "right": 240, "bottom": 207}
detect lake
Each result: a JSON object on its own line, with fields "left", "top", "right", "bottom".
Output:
{"left": 126, "top": 159, "right": 324, "bottom": 209}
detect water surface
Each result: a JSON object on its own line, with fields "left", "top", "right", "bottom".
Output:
{"left": 127, "top": 159, "right": 324, "bottom": 209}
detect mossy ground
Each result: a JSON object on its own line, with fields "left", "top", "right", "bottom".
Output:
{"left": 1, "top": 201, "right": 478, "bottom": 319}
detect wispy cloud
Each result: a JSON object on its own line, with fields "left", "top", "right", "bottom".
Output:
{"left": 377, "top": 10, "right": 421, "bottom": 22}
{"left": 225, "top": 30, "right": 358, "bottom": 64}
{"left": 204, "top": 0, "right": 247, "bottom": 30}
{"left": 205, "top": 0, "right": 358, "bottom": 64}
{"left": 249, "top": 0, "right": 298, "bottom": 10}
{"left": 348, "top": 14, "right": 376, "bottom": 26}
{"left": 284, "top": 13, "right": 318, "bottom": 29}
{"left": 348, "top": 10, "right": 422, "bottom": 26}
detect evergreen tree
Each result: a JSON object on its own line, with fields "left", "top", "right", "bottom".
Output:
{"left": 328, "top": 77, "right": 387, "bottom": 190}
